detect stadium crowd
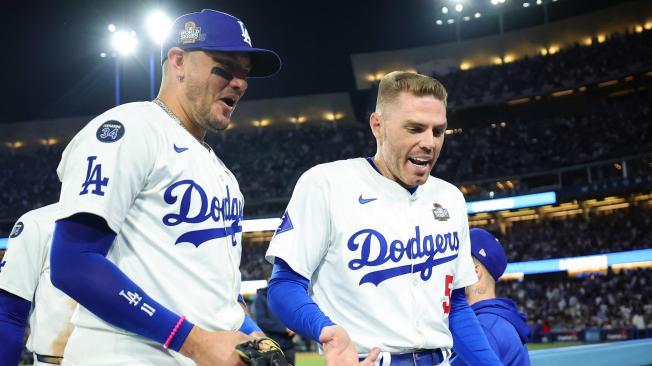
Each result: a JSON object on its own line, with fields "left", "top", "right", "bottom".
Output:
{"left": 0, "top": 89, "right": 649, "bottom": 222}
{"left": 499, "top": 268, "right": 652, "bottom": 334}
{"left": 436, "top": 29, "right": 652, "bottom": 105}
{"left": 503, "top": 205, "right": 652, "bottom": 261}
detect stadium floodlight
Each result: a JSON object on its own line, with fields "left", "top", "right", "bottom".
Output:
{"left": 442, "top": 6, "right": 449, "bottom": 14}
{"left": 107, "top": 24, "right": 116, "bottom": 33}
{"left": 523, "top": 2, "right": 530, "bottom": 7}
{"left": 455, "top": 3, "right": 464, "bottom": 12}
{"left": 491, "top": 0, "right": 499, "bottom": 4}
{"left": 463, "top": 16, "right": 470, "bottom": 21}
{"left": 475, "top": 12, "right": 482, "bottom": 18}
{"left": 436, "top": 19, "right": 443, "bottom": 25}
{"left": 536, "top": 0, "right": 543, "bottom": 4}
{"left": 112, "top": 30, "right": 138, "bottom": 56}
{"left": 447, "top": 18, "right": 455, "bottom": 24}
{"left": 100, "top": 52, "right": 107, "bottom": 58}
{"left": 146, "top": 11, "right": 172, "bottom": 45}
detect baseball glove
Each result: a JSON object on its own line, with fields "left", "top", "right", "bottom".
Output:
{"left": 236, "top": 337, "right": 291, "bottom": 366}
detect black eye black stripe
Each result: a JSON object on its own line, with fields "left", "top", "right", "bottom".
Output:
{"left": 211, "top": 66, "right": 234, "bottom": 81}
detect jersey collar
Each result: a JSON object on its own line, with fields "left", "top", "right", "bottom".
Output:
{"left": 365, "top": 157, "right": 418, "bottom": 195}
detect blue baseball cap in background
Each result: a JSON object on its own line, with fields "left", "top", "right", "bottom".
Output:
{"left": 161, "top": 9, "right": 281, "bottom": 78}
{"left": 470, "top": 228, "right": 508, "bottom": 282}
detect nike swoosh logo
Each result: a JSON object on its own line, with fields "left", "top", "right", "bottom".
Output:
{"left": 174, "top": 144, "right": 188, "bottom": 153}
{"left": 358, "top": 195, "right": 377, "bottom": 204}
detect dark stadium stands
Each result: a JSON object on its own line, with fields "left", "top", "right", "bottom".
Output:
{"left": 499, "top": 268, "right": 652, "bottom": 338}
{"left": 503, "top": 205, "right": 652, "bottom": 261}
{"left": 436, "top": 29, "right": 652, "bottom": 106}
{"left": 3, "top": 89, "right": 649, "bottom": 222}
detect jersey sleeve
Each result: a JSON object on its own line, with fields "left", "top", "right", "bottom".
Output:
{"left": 0, "top": 214, "right": 46, "bottom": 301}
{"left": 56, "top": 110, "right": 159, "bottom": 234}
{"left": 452, "top": 195, "right": 477, "bottom": 289}
{"left": 265, "top": 167, "right": 331, "bottom": 279}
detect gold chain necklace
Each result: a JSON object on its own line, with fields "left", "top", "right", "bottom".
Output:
{"left": 153, "top": 99, "right": 212, "bottom": 152}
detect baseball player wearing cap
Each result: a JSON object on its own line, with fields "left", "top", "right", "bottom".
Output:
{"left": 265, "top": 71, "right": 501, "bottom": 366}
{"left": 450, "top": 228, "right": 531, "bottom": 366}
{"left": 0, "top": 203, "right": 76, "bottom": 366}
{"left": 50, "top": 9, "right": 280, "bottom": 366}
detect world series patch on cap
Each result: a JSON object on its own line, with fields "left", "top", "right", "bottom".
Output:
{"left": 161, "top": 9, "right": 282, "bottom": 78}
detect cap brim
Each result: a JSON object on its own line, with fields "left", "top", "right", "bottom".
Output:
{"left": 201, "top": 46, "right": 282, "bottom": 78}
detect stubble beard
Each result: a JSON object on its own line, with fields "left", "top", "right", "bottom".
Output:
{"left": 185, "top": 80, "right": 229, "bottom": 133}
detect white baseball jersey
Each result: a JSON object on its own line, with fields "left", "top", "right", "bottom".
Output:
{"left": 56, "top": 101, "right": 244, "bottom": 364}
{"left": 266, "top": 158, "right": 477, "bottom": 354}
{"left": 0, "top": 203, "right": 75, "bottom": 358}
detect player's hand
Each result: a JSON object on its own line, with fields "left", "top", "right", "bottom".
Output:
{"left": 319, "top": 325, "right": 380, "bottom": 366}
{"left": 286, "top": 328, "right": 295, "bottom": 337}
{"left": 179, "top": 326, "right": 251, "bottom": 366}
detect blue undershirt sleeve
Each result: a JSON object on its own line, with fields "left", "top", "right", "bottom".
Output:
{"left": 239, "top": 314, "right": 262, "bottom": 335}
{"left": 449, "top": 289, "right": 502, "bottom": 366}
{"left": 267, "top": 258, "right": 334, "bottom": 342}
{"left": 50, "top": 213, "right": 193, "bottom": 352}
{"left": 0, "top": 289, "right": 31, "bottom": 365}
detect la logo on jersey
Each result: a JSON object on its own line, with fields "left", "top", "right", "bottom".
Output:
{"left": 162, "top": 180, "right": 243, "bottom": 248}
{"left": 347, "top": 226, "right": 460, "bottom": 286}
{"left": 80, "top": 156, "right": 109, "bottom": 196}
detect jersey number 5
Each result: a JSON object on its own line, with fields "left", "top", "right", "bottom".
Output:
{"left": 442, "top": 274, "right": 454, "bottom": 314}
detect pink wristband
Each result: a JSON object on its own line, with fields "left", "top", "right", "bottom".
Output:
{"left": 163, "top": 316, "right": 186, "bottom": 349}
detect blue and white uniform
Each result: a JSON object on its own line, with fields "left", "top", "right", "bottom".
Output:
{"left": 0, "top": 203, "right": 76, "bottom": 365}
{"left": 265, "top": 158, "right": 477, "bottom": 356}
{"left": 55, "top": 101, "right": 244, "bottom": 364}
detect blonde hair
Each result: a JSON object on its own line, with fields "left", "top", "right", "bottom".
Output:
{"left": 375, "top": 71, "right": 448, "bottom": 114}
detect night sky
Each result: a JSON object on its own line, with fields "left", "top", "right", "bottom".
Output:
{"left": 0, "top": 0, "right": 626, "bottom": 123}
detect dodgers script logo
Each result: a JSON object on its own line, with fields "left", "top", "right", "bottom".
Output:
{"left": 347, "top": 226, "right": 460, "bottom": 286}
{"left": 162, "top": 180, "right": 243, "bottom": 247}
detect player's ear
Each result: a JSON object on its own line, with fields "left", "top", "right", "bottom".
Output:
{"left": 370, "top": 112, "right": 382, "bottom": 139}
{"left": 167, "top": 47, "right": 186, "bottom": 73}
{"left": 474, "top": 263, "right": 482, "bottom": 279}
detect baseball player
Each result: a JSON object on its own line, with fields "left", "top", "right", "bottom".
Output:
{"left": 49, "top": 9, "right": 280, "bottom": 366}
{"left": 450, "top": 228, "right": 531, "bottom": 366}
{"left": 0, "top": 203, "right": 76, "bottom": 366}
{"left": 265, "top": 71, "right": 502, "bottom": 366}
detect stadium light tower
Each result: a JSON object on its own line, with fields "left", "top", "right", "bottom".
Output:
{"left": 112, "top": 30, "right": 139, "bottom": 56}
{"left": 146, "top": 11, "right": 172, "bottom": 45}
{"left": 106, "top": 26, "right": 139, "bottom": 106}
{"left": 145, "top": 11, "right": 172, "bottom": 100}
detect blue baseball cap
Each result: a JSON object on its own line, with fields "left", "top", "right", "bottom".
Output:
{"left": 470, "top": 228, "right": 508, "bottom": 282}
{"left": 161, "top": 9, "right": 281, "bottom": 78}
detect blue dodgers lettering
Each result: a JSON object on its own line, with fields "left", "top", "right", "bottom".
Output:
{"left": 347, "top": 226, "right": 460, "bottom": 286}
{"left": 162, "top": 180, "right": 243, "bottom": 247}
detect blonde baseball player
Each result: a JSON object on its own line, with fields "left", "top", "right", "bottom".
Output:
{"left": 0, "top": 203, "right": 75, "bottom": 365}
{"left": 265, "top": 71, "right": 502, "bottom": 366}
{"left": 49, "top": 9, "right": 280, "bottom": 366}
